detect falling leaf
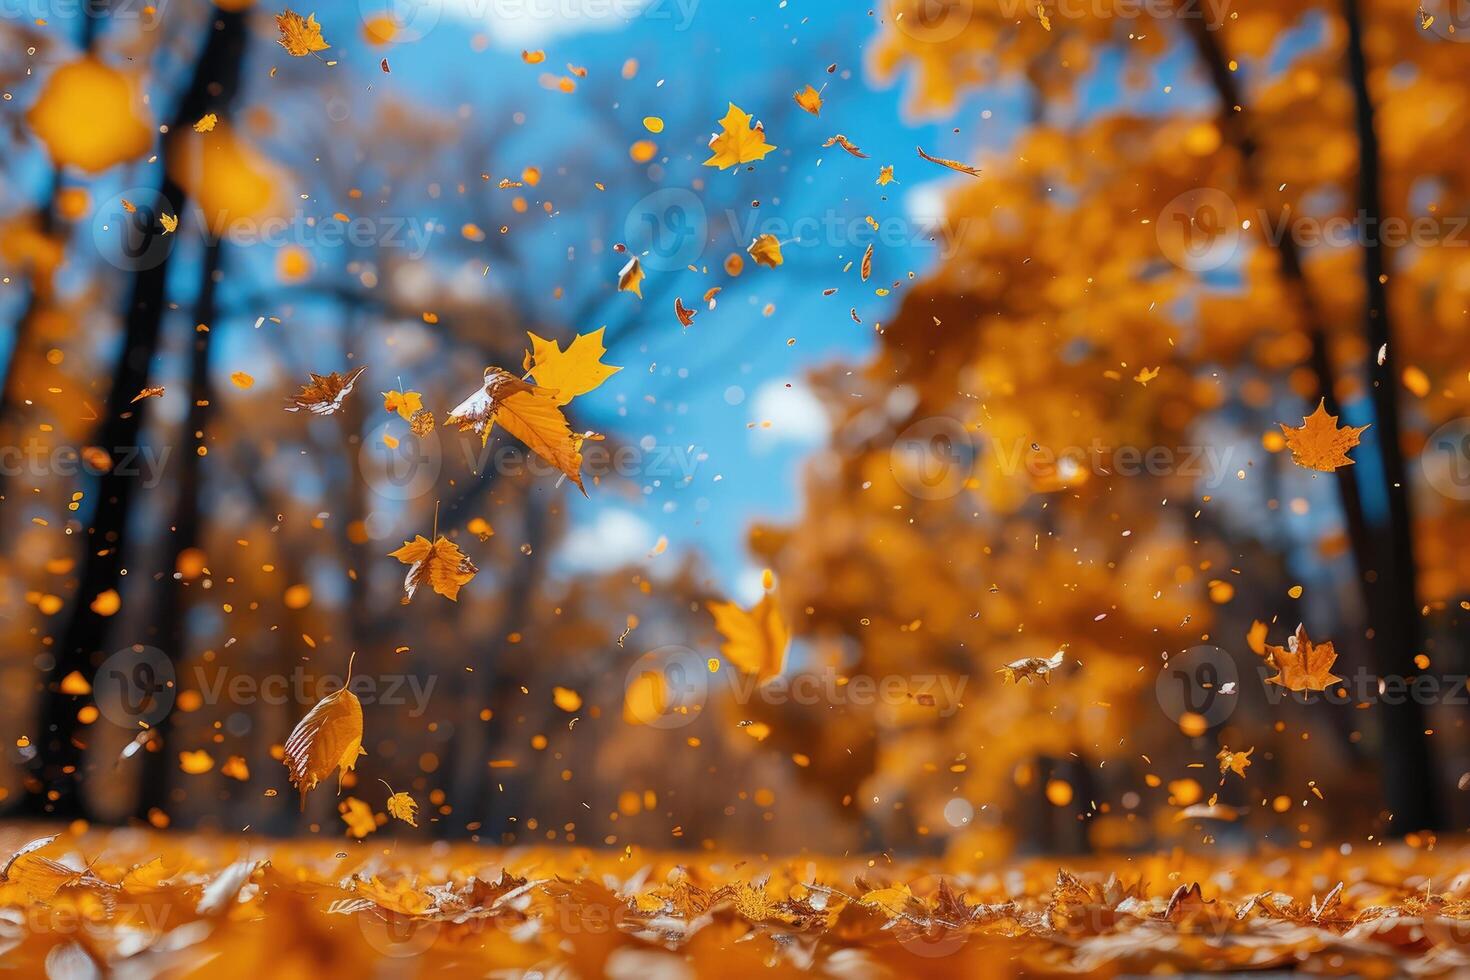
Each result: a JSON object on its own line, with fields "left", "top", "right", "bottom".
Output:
{"left": 159, "top": 213, "right": 178, "bottom": 234}
{"left": 703, "top": 103, "right": 777, "bottom": 170}
{"left": 708, "top": 581, "right": 788, "bottom": 683}
{"left": 1217, "top": 746, "right": 1253, "bottom": 778}
{"left": 1033, "top": 1, "right": 1052, "bottom": 30}
{"left": 1264, "top": 624, "right": 1343, "bottom": 692}
{"left": 917, "top": 145, "right": 983, "bottom": 177}
{"left": 793, "top": 84, "right": 823, "bottom": 115}
{"left": 193, "top": 113, "right": 217, "bottom": 133}
{"left": 860, "top": 243, "right": 873, "bottom": 282}
{"left": 522, "top": 328, "right": 622, "bottom": 406}
{"left": 230, "top": 371, "right": 254, "bottom": 389}
{"left": 339, "top": 797, "right": 376, "bottom": 838}
{"left": 1279, "top": 399, "right": 1369, "bottom": 472}
{"left": 381, "top": 389, "right": 424, "bottom": 421}
{"left": 747, "top": 234, "right": 784, "bottom": 268}
{"left": 444, "top": 368, "right": 586, "bottom": 491}
{"left": 1247, "top": 619, "right": 1268, "bottom": 656}
{"left": 997, "top": 650, "right": 1066, "bottom": 684}
{"left": 284, "top": 366, "right": 366, "bottom": 416}
{"left": 221, "top": 755, "right": 249, "bottom": 781}
{"left": 618, "top": 256, "right": 645, "bottom": 298}
{"left": 283, "top": 681, "right": 364, "bottom": 804}
{"left": 674, "top": 297, "right": 697, "bottom": 328}
{"left": 1134, "top": 366, "right": 1160, "bottom": 385}
{"left": 131, "top": 386, "right": 164, "bottom": 403}
{"left": 276, "top": 10, "right": 329, "bottom": 58}
{"left": 389, "top": 535, "right": 479, "bottom": 603}
{"left": 877, "top": 164, "right": 896, "bottom": 186}
{"left": 822, "top": 134, "right": 868, "bottom": 158}
{"left": 385, "top": 791, "right": 418, "bottom": 827}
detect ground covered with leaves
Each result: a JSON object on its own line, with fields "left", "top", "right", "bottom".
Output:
{"left": 3, "top": 827, "right": 1470, "bottom": 976}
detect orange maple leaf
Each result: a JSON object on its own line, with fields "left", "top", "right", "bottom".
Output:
{"left": 1279, "top": 399, "right": 1369, "bottom": 472}
{"left": 704, "top": 103, "right": 777, "bottom": 170}
{"left": 1264, "top": 624, "right": 1342, "bottom": 692}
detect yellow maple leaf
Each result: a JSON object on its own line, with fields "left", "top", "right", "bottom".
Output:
{"left": 704, "top": 103, "right": 777, "bottom": 170}
{"left": 445, "top": 368, "right": 586, "bottom": 493}
{"left": 339, "top": 797, "right": 377, "bottom": 838}
{"left": 1264, "top": 624, "right": 1342, "bottom": 692}
{"left": 707, "top": 580, "right": 788, "bottom": 683}
{"left": 193, "top": 113, "right": 217, "bottom": 133}
{"left": 283, "top": 679, "right": 364, "bottom": 805}
{"left": 793, "top": 84, "right": 822, "bottom": 116}
{"left": 385, "top": 791, "right": 418, "bottom": 827}
{"left": 389, "top": 534, "right": 479, "bottom": 603}
{"left": 876, "top": 164, "right": 896, "bottom": 186}
{"left": 522, "top": 328, "right": 622, "bottom": 406}
{"left": 747, "top": 234, "right": 784, "bottom": 269}
{"left": 276, "top": 10, "right": 330, "bottom": 58}
{"left": 1279, "top": 399, "right": 1369, "bottom": 472}
{"left": 159, "top": 212, "right": 178, "bottom": 235}
{"left": 381, "top": 388, "right": 423, "bottom": 421}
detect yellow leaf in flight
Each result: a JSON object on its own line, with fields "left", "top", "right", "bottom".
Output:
{"left": 194, "top": 113, "right": 217, "bottom": 133}
{"left": 703, "top": 103, "right": 777, "bottom": 170}
{"left": 708, "top": 585, "right": 789, "bottom": 683}
{"left": 283, "top": 682, "right": 364, "bottom": 804}
{"left": 339, "top": 797, "right": 377, "bottom": 838}
{"left": 276, "top": 10, "right": 330, "bottom": 58}
{"left": 618, "top": 256, "right": 644, "bottom": 297}
{"left": 385, "top": 791, "right": 418, "bottom": 827}
{"left": 522, "top": 328, "right": 622, "bottom": 406}
{"left": 793, "top": 84, "right": 822, "bottom": 116}
{"left": 389, "top": 534, "right": 479, "bottom": 603}
{"left": 159, "top": 213, "right": 178, "bottom": 234}
{"left": 445, "top": 368, "right": 586, "bottom": 492}
{"left": 381, "top": 388, "right": 423, "bottom": 421}
{"left": 747, "top": 234, "right": 784, "bottom": 268}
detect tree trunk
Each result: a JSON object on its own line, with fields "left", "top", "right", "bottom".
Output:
{"left": 1340, "top": 0, "right": 1440, "bottom": 832}
{"left": 25, "top": 9, "right": 248, "bottom": 821}
{"left": 134, "top": 243, "right": 224, "bottom": 822}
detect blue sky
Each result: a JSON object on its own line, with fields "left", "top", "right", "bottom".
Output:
{"left": 333, "top": 0, "right": 1017, "bottom": 595}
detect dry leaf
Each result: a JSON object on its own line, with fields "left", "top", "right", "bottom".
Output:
{"left": 381, "top": 388, "right": 423, "bottom": 421}
{"left": 618, "top": 256, "right": 645, "bottom": 297}
{"left": 339, "top": 797, "right": 376, "bottom": 838}
{"left": 674, "top": 297, "right": 697, "bottom": 328}
{"left": 996, "top": 650, "right": 1065, "bottom": 684}
{"left": 285, "top": 366, "right": 366, "bottom": 416}
{"left": 708, "top": 584, "right": 789, "bottom": 683}
{"left": 522, "top": 328, "right": 622, "bottom": 406}
{"left": 793, "top": 84, "right": 823, "bottom": 115}
{"left": 823, "top": 134, "right": 868, "bottom": 158}
{"left": 747, "top": 234, "right": 784, "bottom": 268}
{"left": 917, "top": 145, "right": 983, "bottom": 177}
{"left": 704, "top": 103, "right": 777, "bottom": 170}
{"left": 276, "top": 10, "right": 329, "bottom": 58}
{"left": 444, "top": 368, "right": 586, "bottom": 492}
{"left": 283, "top": 683, "right": 364, "bottom": 805}
{"left": 1264, "top": 624, "right": 1342, "bottom": 692}
{"left": 1279, "top": 399, "right": 1369, "bottom": 472}
{"left": 876, "top": 164, "right": 896, "bottom": 186}
{"left": 389, "top": 534, "right": 479, "bottom": 603}
{"left": 386, "top": 791, "right": 418, "bottom": 827}
{"left": 131, "top": 386, "right": 164, "bottom": 403}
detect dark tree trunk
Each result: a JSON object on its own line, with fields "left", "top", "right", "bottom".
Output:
{"left": 1181, "top": 12, "right": 1438, "bottom": 833}
{"left": 1340, "top": 0, "right": 1440, "bottom": 832}
{"left": 133, "top": 243, "right": 224, "bottom": 822}
{"left": 24, "top": 9, "right": 248, "bottom": 821}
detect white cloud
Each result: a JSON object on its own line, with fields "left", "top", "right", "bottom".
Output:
{"left": 441, "top": 0, "right": 656, "bottom": 45}
{"left": 558, "top": 507, "right": 656, "bottom": 573}
{"left": 750, "top": 378, "right": 829, "bottom": 450}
